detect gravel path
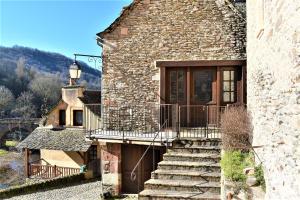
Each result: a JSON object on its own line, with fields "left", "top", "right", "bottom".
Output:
{"left": 8, "top": 180, "right": 103, "bottom": 200}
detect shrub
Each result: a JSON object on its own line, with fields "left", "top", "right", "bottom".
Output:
{"left": 220, "top": 106, "right": 253, "bottom": 151}
{"left": 255, "top": 164, "right": 266, "bottom": 191}
{"left": 221, "top": 150, "right": 248, "bottom": 182}
{"left": 0, "top": 149, "right": 8, "bottom": 156}
{"left": 5, "top": 141, "right": 18, "bottom": 147}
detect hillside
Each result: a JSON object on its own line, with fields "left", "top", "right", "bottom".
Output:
{"left": 0, "top": 45, "right": 101, "bottom": 88}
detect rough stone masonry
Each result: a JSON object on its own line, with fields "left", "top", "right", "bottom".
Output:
{"left": 97, "top": 0, "right": 246, "bottom": 194}
{"left": 99, "top": 0, "right": 246, "bottom": 108}
{"left": 247, "top": 0, "right": 300, "bottom": 199}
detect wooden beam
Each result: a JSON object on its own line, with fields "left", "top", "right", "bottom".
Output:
{"left": 76, "top": 151, "right": 85, "bottom": 161}
{"left": 156, "top": 60, "right": 246, "bottom": 68}
{"left": 242, "top": 64, "right": 247, "bottom": 104}
{"left": 24, "top": 148, "right": 29, "bottom": 178}
{"left": 187, "top": 67, "right": 191, "bottom": 125}
{"left": 160, "top": 67, "right": 166, "bottom": 104}
{"left": 216, "top": 66, "right": 221, "bottom": 107}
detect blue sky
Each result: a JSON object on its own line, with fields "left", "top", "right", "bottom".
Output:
{"left": 0, "top": 0, "right": 132, "bottom": 60}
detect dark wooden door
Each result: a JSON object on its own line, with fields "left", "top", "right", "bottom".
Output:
{"left": 122, "top": 145, "right": 140, "bottom": 193}
{"left": 87, "top": 145, "right": 100, "bottom": 177}
{"left": 165, "top": 68, "right": 187, "bottom": 126}
{"left": 190, "top": 67, "right": 216, "bottom": 126}
{"left": 122, "top": 145, "right": 161, "bottom": 194}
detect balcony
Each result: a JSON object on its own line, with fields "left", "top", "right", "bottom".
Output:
{"left": 86, "top": 104, "right": 225, "bottom": 145}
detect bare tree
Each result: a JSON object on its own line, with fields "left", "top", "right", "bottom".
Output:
{"left": 15, "top": 58, "right": 26, "bottom": 79}
{"left": 29, "top": 74, "right": 62, "bottom": 116}
{"left": 0, "top": 86, "right": 15, "bottom": 117}
{"left": 11, "top": 91, "right": 36, "bottom": 119}
{"left": 14, "top": 58, "right": 33, "bottom": 94}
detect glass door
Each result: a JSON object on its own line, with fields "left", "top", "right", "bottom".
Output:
{"left": 190, "top": 68, "right": 216, "bottom": 127}
{"left": 166, "top": 68, "right": 187, "bottom": 127}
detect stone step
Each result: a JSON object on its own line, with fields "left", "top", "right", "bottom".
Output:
{"left": 163, "top": 152, "right": 220, "bottom": 163}
{"left": 173, "top": 139, "right": 222, "bottom": 148}
{"left": 169, "top": 146, "right": 221, "bottom": 154}
{"left": 151, "top": 169, "right": 221, "bottom": 182}
{"left": 144, "top": 179, "right": 221, "bottom": 193}
{"left": 158, "top": 161, "right": 221, "bottom": 172}
{"left": 139, "top": 189, "right": 221, "bottom": 200}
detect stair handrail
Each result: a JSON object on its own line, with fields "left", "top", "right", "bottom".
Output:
{"left": 130, "top": 119, "right": 168, "bottom": 181}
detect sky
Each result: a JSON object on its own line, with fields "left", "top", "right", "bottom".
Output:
{"left": 0, "top": 0, "right": 132, "bottom": 61}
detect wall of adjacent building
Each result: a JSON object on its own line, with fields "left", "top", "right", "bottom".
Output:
{"left": 40, "top": 149, "right": 84, "bottom": 169}
{"left": 101, "top": 0, "right": 246, "bottom": 107}
{"left": 247, "top": 0, "right": 300, "bottom": 199}
{"left": 45, "top": 86, "right": 84, "bottom": 127}
{"left": 45, "top": 101, "right": 68, "bottom": 127}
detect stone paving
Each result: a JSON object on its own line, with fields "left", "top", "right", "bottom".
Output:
{"left": 8, "top": 180, "right": 103, "bottom": 200}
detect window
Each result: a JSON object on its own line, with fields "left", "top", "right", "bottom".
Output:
{"left": 73, "top": 110, "right": 83, "bottom": 126}
{"left": 169, "top": 69, "right": 186, "bottom": 103}
{"left": 222, "top": 70, "right": 236, "bottom": 103}
{"left": 192, "top": 70, "right": 213, "bottom": 103}
{"left": 59, "top": 110, "right": 66, "bottom": 126}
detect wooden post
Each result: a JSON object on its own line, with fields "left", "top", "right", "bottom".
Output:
{"left": 24, "top": 148, "right": 29, "bottom": 177}
{"left": 187, "top": 67, "right": 191, "bottom": 126}
{"left": 54, "top": 165, "right": 57, "bottom": 177}
{"left": 216, "top": 66, "right": 221, "bottom": 107}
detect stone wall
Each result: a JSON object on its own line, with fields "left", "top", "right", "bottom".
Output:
{"left": 100, "top": 0, "right": 246, "bottom": 108}
{"left": 101, "top": 143, "right": 122, "bottom": 195}
{"left": 247, "top": 0, "right": 300, "bottom": 199}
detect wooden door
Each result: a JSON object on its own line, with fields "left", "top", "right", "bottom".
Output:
{"left": 190, "top": 68, "right": 217, "bottom": 126}
{"left": 122, "top": 145, "right": 140, "bottom": 193}
{"left": 121, "top": 145, "right": 161, "bottom": 194}
{"left": 165, "top": 68, "right": 187, "bottom": 126}
{"left": 87, "top": 145, "right": 100, "bottom": 177}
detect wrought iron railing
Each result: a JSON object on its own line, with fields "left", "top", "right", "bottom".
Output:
{"left": 86, "top": 103, "right": 226, "bottom": 140}
{"left": 179, "top": 105, "right": 226, "bottom": 139}
{"left": 130, "top": 120, "right": 169, "bottom": 182}
{"left": 87, "top": 104, "right": 177, "bottom": 142}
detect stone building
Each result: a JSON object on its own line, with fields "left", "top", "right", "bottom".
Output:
{"left": 93, "top": 0, "right": 247, "bottom": 197}
{"left": 18, "top": 86, "right": 102, "bottom": 179}
{"left": 247, "top": 0, "right": 300, "bottom": 199}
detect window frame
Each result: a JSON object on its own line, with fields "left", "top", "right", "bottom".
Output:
{"left": 59, "top": 110, "right": 66, "bottom": 126}
{"left": 221, "top": 68, "right": 237, "bottom": 104}
{"left": 73, "top": 110, "right": 83, "bottom": 126}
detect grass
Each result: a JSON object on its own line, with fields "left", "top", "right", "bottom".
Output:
{"left": 255, "top": 164, "right": 266, "bottom": 191}
{"left": 0, "top": 149, "right": 9, "bottom": 156}
{"left": 5, "top": 140, "right": 19, "bottom": 147}
{"left": 221, "top": 150, "right": 255, "bottom": 182}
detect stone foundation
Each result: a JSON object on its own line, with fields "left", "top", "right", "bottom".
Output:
{"left": 101, "top": 143, "right": 122, "bottom": 195}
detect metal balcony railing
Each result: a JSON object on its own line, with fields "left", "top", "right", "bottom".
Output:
{"left": 87, "top": 104, "right": 177, "bottom": 144}
{"left": 86, "top": 103, "right": 226, "bottom": 141}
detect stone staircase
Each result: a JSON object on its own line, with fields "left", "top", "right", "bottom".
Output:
{"left": 139, "top": 139, "right": 221, "bottom": 200}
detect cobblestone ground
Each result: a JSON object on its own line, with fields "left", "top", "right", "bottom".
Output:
{"left": 8, "top": 180, "right": 103, "bottom": 200}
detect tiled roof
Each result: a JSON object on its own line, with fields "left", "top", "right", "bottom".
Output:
{"left": 17, "top": 127, "right": 92, "bottom": 152}
{"left": 78, "top": 90, "right": 101, "bottom": 116}
{"left": 79, "top": 90, "right": 101, "bottom": 105}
